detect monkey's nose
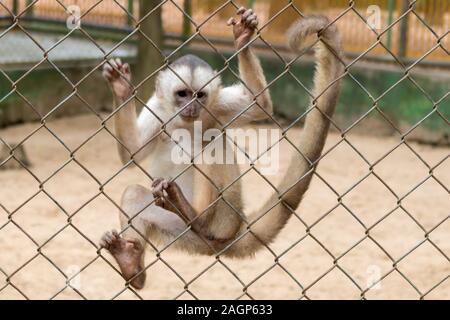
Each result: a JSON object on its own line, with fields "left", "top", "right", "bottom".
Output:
{"left": 193, "top": 102, "right": 202, "bottom": 115}
{"left": 180, "top": 103, "right": 201, "bottom": 120}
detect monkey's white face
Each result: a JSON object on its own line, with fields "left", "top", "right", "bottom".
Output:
{"left": 157, "top": 65, "right": 221, "bottom": 124}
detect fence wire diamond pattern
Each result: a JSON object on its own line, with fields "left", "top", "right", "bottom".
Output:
{"left": 0, "top": 0, "right": 448, "bottom": 300}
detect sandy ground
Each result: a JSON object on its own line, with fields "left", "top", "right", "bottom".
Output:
{"left": 0, "top": 114, "right": 448, "bottom": 300}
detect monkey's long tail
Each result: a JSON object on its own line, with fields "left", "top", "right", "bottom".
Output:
{"left": 224, "top": 16, "right": 344, "bottom": 258}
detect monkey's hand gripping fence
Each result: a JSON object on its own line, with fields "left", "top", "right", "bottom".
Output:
{"left": 0, "top": 0, "right": 448, "bottom": 300}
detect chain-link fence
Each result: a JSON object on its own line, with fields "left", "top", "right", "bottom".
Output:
{"left": 0, "top": 0, "right": 448, "bottom": 300}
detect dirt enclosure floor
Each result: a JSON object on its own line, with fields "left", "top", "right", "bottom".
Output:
{"left": 0, "top": 114, "right": 448, "bottom": 300}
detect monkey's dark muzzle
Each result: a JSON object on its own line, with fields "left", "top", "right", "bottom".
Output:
{"left": 180, "top": 102, "right": 202, "bottom": 120}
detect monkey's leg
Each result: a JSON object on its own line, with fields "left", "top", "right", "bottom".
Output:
{"left": 100, "top": 184, "right": 153, "bottom": 289}
{"left": 100, "top": 184, "right": 211, "bottom": 289}
{"left": 103, "top": 58, "right": 146, "bottom": 165}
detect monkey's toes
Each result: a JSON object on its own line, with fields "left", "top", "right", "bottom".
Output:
{"left": 99, "top": 230, "right": 120, "bottom": 250}
{"left": 100, "top": 233, "right": 146, "bottom": 290}
{"left": 151, "top": 177, "right": 165, "bottom": 188}
{"left": 154, "top": 196, "right": 165, "bottom": 208}
{"left": 127, "top": 238, "right": 144, "bottom": 254}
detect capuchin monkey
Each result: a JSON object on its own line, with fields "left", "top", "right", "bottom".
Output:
{"left": 100, "top": 7, "right": 343, "bottom": 289}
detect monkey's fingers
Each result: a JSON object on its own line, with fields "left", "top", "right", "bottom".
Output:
{"left": 153, "top": 189, "right": 164, "bottom": 199}
{"left": 241, "top": 10, "right": 257, "bottom": 28}
{"left": 102, "top": 70, "right": 112, "bottom": 81}
{"left": 103, "top": 59, "right": 124, "bottom": 81}
{"left": 113, "top": 59, "right": 132, "bottom": 81}
{"left": 99, "top": 230, "right": 119, "bottom": 249}
{"left": 102, "top": 63, "right": 114, "bottom": 80}
{"left": 103, "top": 62, "right": 113, "bottom": 72}
{"left": 123, "top": 63, "right": 131, "bottom": 74}
{"left": 237, "top": 7, "right": 246, "bottom": 15}
{"left": 152, "top": 184, "right": 166, "bottom": 198}
{"left": 107, "top": 58, "right": 118, "bottom": 69}
{"left": 241, "top": 9, "right": 253, "bottom": 20}
{"left": 151, "top": 178, "right": 171, "bottom": 203}
{"left": 227, "top": 17, "right": 236, "bottom": 26}
{"left": 238, "top": 8, "right": 252, "bottom": 25}
{"left": 99, "top": 238, "right": 108, "bottom": 249}
{"left": 107, "top": 58, "right": 127, "bottom": 74}
{"left": 247, "top": 14, "right": 258, "bottom": 27}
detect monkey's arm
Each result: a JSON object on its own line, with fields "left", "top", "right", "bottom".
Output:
{"left": 216, "top": 7, "right": 273, "bottom": 125}
{"left": 114, "top": 98, "right": 162, "bottom": 165}
{"left": 237, "top": 48, "right": 273, "bottom": 118}
{"left": 215, "top": 56, "right": 272, "bottom": 126}
{"left": 113, "top": 96, "right": 141, "bottom": 165}
{"left": 104, "top": 59, "right": 161, "bottom": 165}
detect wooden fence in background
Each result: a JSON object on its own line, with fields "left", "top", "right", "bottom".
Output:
{"left": 1, "top": 0, "right": 448, "bottom": 63}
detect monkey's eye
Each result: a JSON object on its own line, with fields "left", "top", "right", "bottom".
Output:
{"left": 197, "top": 92, "right": 207, "bottom": 99}
{"left": 176, "top": 90, "right": 188, "bottom": 98}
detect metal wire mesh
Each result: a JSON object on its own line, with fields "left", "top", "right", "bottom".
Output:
{"left": 0, "top": 0, "right": 448, "bottom": 300}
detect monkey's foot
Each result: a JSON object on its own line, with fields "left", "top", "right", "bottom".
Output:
{"left": 100, "top": 230, "right": 146, "bottom": 289}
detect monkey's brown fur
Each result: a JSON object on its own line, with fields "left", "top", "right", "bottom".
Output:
{"left": 100, "top": 9, "right": 343, "bottom": 289}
